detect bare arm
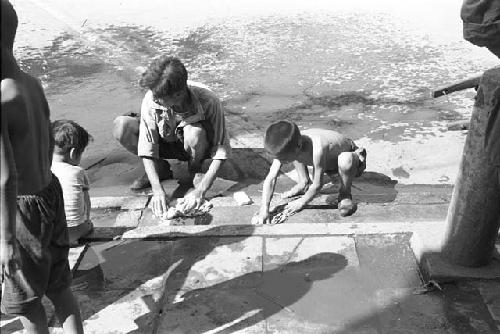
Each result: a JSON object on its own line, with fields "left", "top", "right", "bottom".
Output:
{"left": 196, "top": 159, "right": 224, "bottom": 197}
{"left": 143, "top": 158, "right": 169, "bottom": 217}
{"left": 298, "top": 157, "right": 324, "bottom": 205}
{"left": 285, "top": 147, "right": 324, "bottom": 213}
{"left": 1, "top": 86, "right": 20, "bottom": 274}
{"left": 259, "top": 159, "right": 282, "bottom": 217}
{"left": 282, "top": 161, "right": 311, "bottom": 198}
{"left": 0, "top": 111, "right": 17, "bottom": 243}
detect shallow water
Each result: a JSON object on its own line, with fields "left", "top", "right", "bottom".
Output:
{"left": 11, "top": 0, "right": 498, "bottom": 185}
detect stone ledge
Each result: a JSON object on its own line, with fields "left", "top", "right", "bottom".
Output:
{"left": 420, "top": 253, "right": 500, "bottom": 283}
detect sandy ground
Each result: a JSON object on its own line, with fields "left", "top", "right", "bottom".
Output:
{"left": 10, "top": 0, "right": 499, "bottom": 188}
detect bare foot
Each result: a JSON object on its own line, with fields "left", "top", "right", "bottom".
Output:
{"left": 338, "top": 198, "right": 357, "bottom": 217}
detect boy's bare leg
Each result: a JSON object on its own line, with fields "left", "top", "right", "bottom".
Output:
{"left": 282, "top": 162, "right": 311, "bottom": 198}
{"left": 183, "top": 124, "right": 209, "bottom": 176}
{"left": 18, "top": 301, "right": 50, "bottom": 334}
{"left": 47, "top": 287, "right": 84, "bottom": 334}
{"left": 112, "top": 116, "right": 139, "bottom": 155}
{"left": 337, "top": 152, "right": 359, "bottom": 216}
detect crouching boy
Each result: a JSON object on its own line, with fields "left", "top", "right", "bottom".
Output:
{"left": 252, "top": 121, "right": 367, "bottom": 224}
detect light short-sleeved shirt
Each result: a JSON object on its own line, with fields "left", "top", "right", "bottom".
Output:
{"left": 137, "top": 81, "right": 231, "bottom": 160}
{"left": 51, "top": 161, "right": 90, "bottom": 227}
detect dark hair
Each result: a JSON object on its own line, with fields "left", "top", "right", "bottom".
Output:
{"left": 264, "top": 121, "right": 301, "bottom": 158}
{"left": 52, "top": 120, "right": 92, "bottom": 154}
{"left": 1, "top": 0, "right": 18, "bottom": 50}
{"left": 139, "top": 55, "right": 188, "bottom": 98}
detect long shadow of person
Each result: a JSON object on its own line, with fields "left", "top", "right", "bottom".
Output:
{"left": 66, "top": 224, "right": 257, "bottom": 333}
{"left": 143, "top": 251, "right": 348, "bottom": 333}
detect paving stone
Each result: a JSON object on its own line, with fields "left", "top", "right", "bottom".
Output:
{"left": 166, "top": 237, "right": 263, "bottom": 293}
{"left": 261, "top": 236, "right": 377, "bottom": 330}
{"left": 114, "top": 209, "right": 142, "bottom": 227}
{"left": 121, "top": 196, "right": 149, "bottom": 210}
{"left": 158, "top": 288, "right": 267, "bottom": 334}
{"left": 264, "top": 236, "right": 359, "bottom": 269}
{"left": 374, "top": 282, "right": 500, "bottom": 334}
{"left": 355, "top": 234, "right": 422, "bottom": 289}
{"left": 474, "top": 280, "right": 500, "bottom": 330}
{"left": 76, "top": 285, "right": 160, "bottom": 333}
{"left": 74, "top": 240, "right": 174, "bottom": 290}
{"left": 68, "top": 244, "right": 89, "bottom": 274}
{"left": 90, "top": 207, "right": 121, "bottom": 227}
{"left": 374, "top": 289, "right": 455, "bottom": 334}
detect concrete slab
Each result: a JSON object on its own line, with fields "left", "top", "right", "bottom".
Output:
{"left": 89, "top": 207, "right": 121, "bottom": 227}
{"left": 114, "top": 209, "right": 142, "bottom": 227}
{"left": 157, "top": 288, "right": 268, "bottom": 334}
{"left": 355, "top": 234, "right": 422, "bottom": 289}
{"left": 474, "top": 280, "right": 500, "bottom": 330}
{"left": 74, "top": 240, "right": 174, "bottom": 290}
{"left": 260, "top": 236, "right": 375, "bottom": 331}
{"left": 68, "top": 244, "right": 89, "bottom": 274}
{"left": 90, "top": 195, "right": 149, "bottom": 210}
{"left": 121, "top": 221, "right": 444, "bottom": 240}
{"left": 421, "top": 253, "right": 500, "bottom": 283}
{"left": 166, "top": 236, "right": 263, "bottom": 293}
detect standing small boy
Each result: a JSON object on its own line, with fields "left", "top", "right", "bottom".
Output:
{"left": 253, "top": 121, "right": 367, "bottom": 224}
{"left": 1, "top": 1, "right": 83, "bottom": 332}
{"left": 51, "top": 120, "right": 94, "bottom": 246}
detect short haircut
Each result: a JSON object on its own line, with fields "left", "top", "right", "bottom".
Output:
{"left": 1, "top": 0, "right": 18, "bottom": 50}
{"left": 264, "top": 121, "right": 301, "bottom": 158}
{"left": 139, "top": 55, "right": 188, "bottom": 98}
{"left": 52, "top": 120, "right": 92, "bottom": 154}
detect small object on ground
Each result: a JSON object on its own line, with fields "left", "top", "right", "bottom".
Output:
{"left": 412, "top": 280, "right": 443, "bottom": 295}
{"left": 233, "top": 191, "right": 253, "bottom": 205}
{"left": 304, "top": 273, "right": 311, "bottom": 282}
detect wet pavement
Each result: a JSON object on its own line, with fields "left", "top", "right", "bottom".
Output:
{"left": 3, "top": 1, "right": 500, "bottom": 333}
{"left": 2, "top": 170, "right": 500, "bottom": 333}
{"left": 10, "top": 0, "right": 500, "bottom": 188}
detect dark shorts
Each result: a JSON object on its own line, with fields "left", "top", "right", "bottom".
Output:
{"left": 126, "top": 111, "right": 212, "bottom": 162}
{"left": 1, "top": 174, "right": 71, "bottom": 315}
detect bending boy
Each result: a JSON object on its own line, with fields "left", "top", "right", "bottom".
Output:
{"left": 253, "top": 121, "right": 366, "bottom": 224}
{"left": 1, "top": 1, "right": 83, "bottom": 333}
{"left": 113, "top": 56, "right": 231, "bottom": 217}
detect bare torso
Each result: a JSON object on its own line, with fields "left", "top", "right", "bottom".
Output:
{"left": 1, "top": 71, "right": 52, "bottom": 195}
{"left": 298, "top": 128, "right": 356, "bottom": 172}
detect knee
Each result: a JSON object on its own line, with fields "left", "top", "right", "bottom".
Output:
{"left": 183, "top": 124, "right": 207, "bottom": 149}
{"left": 112, "top": 116, "right": 137, "bottom": 143}
{"left": 338, "top": 152, "right": 356, "bottom": 173}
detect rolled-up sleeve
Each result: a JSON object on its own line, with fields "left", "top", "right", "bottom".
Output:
{"left": 206, "top": 98, "right": 231, "bottom": 160}
{"left": 137, "top": 92, "right": 160, "bottom": 159}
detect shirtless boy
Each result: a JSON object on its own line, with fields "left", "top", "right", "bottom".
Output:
{"left": 253, "top": 121, "right": 366, "bottom": 224}
{"left": 1, "top": 1, "right": 83, "bottom": 332}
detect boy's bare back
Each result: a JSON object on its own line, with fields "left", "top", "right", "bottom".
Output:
{"left": 1, "top": 72, "right": 52, "bottom": 194}
{"left": 299, "top": 128, "right": 357, "bottom": 171}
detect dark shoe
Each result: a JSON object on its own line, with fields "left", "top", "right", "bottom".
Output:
{"left": 130, "top": 163, "right": 174, "bottom": 190}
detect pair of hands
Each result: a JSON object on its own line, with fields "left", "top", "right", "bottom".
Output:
{"left": 150, "top": 188, "right": 204, "bottom": 218}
